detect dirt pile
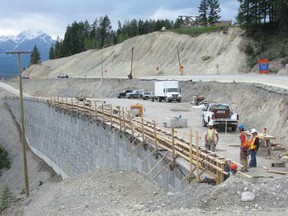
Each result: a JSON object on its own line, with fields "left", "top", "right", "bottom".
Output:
{"left": 3, "top": 170, "right": 288, "bottom": 216}
{"left": 24, "top": 28, "right": 246, "bottom": 79}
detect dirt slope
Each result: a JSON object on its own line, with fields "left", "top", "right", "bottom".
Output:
{"left": 25, "top": 28, "right": 246, "bottom": 79}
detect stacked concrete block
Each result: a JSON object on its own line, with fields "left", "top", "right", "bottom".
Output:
{"left": 6, "top": 98, "right": 190, "bottom": 191}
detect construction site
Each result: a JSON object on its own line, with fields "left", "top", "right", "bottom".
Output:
{"left": 0, "top": 29, "right": 288, "bottom": 215}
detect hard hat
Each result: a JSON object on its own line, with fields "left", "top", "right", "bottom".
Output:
{"left": 230, "top": 163, "right": 238, "bottom": 171}
{"left": 208, "top": 121, "right": 214, "bottom": 126}
{"left": 238, "top": 124, "right": 244, "bottom": 130}
{"left": 251, "top": 128, "right": 257, "bottom": 134}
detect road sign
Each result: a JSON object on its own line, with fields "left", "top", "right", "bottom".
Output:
{"left": 258, "top": 59, "right": 270, "bottom": 74}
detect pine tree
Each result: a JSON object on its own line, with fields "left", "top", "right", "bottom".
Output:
{"left": 49, "top": 45, "right": 54, "bottom": 59}
{"left": 208, "top": 0, "right": 221, "bottom": 25}
{"left": 199, "top": 0, "right": 209, "bottom": 26}
{"left": 30, "top": 45, "right": 40, "bottom": 65}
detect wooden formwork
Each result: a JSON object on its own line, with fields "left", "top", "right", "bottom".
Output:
{"left": 47, "top": 97, "right": 241, "bottom": 184}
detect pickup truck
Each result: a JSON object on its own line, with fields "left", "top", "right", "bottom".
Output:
{"left": 202, "top": 103, "right": 239, "bottom": 131}
{"left": 141, "top": 91, "right": 153, "bottom": 100}
{"left": 117, "top": 89, "right": 133, "bottom": 98}
{"left": 126, "top": 90, "right": 144, "bottom": 99}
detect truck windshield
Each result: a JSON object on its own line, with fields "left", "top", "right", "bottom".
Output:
{"left": 167, "top": 88, "right": 179, "bottom": 93}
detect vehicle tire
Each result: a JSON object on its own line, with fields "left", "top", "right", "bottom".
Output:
{"left": 165, "top": 98, "right": 169, "bottom": 103}
{"left": 178, "top": 99, "right": 181, "bottom": 103}
{"left": 151, "top": 98, "right": 155, "bottom": 102}
{"left": 232, "top": 126, "right": 237, "bottom": 132}
{"left": 202, "top": 116, "right": 207, "bottom": 127}
{"left": 158, "top": 97, "right": 161, "bottom": 102}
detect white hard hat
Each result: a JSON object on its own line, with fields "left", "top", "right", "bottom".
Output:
{"left": 251, "top": 128, "right": 257, "bottom": 134}
{"left": 208, "top": 121, "right": 214, "bottom": 126}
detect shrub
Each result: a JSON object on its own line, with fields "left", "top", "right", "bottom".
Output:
{"left": 0, "top": 186, "right": 13, "bottom": 210}
{"left": 244, "top": 43, "right": 254, "bottom": 55}
{"left": 201, "top": 55, "right": 211, "bottom": 61}
{"left": 0, "top": 147, "right": 10, "bottom": 171}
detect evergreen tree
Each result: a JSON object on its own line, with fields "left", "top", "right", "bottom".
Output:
{"left": 99, "top": 15, "right": 112, "bottom": 48}
{"left": 199, "top": 0, "right": 209, "bottom": 26}
{"left": 208, "top": 0, "right": 221, "bottom": 25}
{"left": 49, "top": 45, "right": 55, "bottom": 59}
{"left": 30, "top": 45, "right": 40, "bottom": 65}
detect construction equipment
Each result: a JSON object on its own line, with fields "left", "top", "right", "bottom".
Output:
{"left": 130, "top": 103, "right": 143, "bottom": 117}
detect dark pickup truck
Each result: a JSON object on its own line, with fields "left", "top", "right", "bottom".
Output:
{"left": 117, "top": 89, "right": 133, "bottom": 98}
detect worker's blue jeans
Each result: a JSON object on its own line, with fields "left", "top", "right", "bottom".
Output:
{"left": 249, "top": 150, "right": 257, "bottom": 167}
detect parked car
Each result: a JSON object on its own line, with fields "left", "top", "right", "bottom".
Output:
{"left": 57, "top": 73, "right": 69, "bottom": 78}
{"left": 117, "top": 89, "right": 133, "bottom": 98}
{"left": 126, "top": 90, "right": 144, "bottom": 99}
{"left": 21, "top": 75, "right": 30, "bottom": 79}
{"left": 141, "top": 91, "right": 153, "bottom": 100}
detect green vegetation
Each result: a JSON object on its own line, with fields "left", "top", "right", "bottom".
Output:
{"left": 0, "top": 186, "right": 13, "bottom": 210}
{"left": 237, "top": 0, "right": 288, "bottom": 37}
{"left": 173, "top": 26, "right": 222, "bottom": 37}
{"left": 30, "top": 45, "right": 41, "bottom": 65}
{"left": 0, "top": 147, "right": 10, "bottom": 171}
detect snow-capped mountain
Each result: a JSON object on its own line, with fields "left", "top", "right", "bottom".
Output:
{"left": 0, "top": 29, "right": 55, "bottom": 77}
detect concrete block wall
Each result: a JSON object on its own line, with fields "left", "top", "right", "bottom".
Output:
{"left": 6, "top": 98, "right": 189, "bottom": 192}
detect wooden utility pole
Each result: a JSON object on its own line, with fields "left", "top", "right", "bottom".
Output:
{"left": 130, "top": 47, "right": 134, "bottom": 79}
{"left": 6, "top": 51, "right": 32, "bottom": 197}
{"left": 176, "top": 45, "right": 182, "bottom": 75}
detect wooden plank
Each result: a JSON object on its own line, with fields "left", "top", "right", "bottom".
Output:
{"left": 266, "top": 170, "right": 288, "bottom": 175}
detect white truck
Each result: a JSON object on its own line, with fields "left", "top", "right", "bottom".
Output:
{"left": 154, "top": 81, "right": 181, "bottom": 102}
{"left": 202, "top": 103, "right": 239, "bottom": 131}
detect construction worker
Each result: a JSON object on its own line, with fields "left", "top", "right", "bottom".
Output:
{"left": 204, "top": 121, "right": 219, "bottom": 152}
{"left": 249, "top": 128, "right": 260, "bottom": 167}
{"left": 239, "top": 124, "right": 249, "bottom": 172}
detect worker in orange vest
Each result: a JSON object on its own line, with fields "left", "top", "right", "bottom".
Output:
{"left": 204, "top": 121, "right": 219, "bottom": 152}
{"left": 239, "top": 124, "right": 249, "bottom": 172}
{"left": 249, "top": 128, "right": 260, "bottom": 167}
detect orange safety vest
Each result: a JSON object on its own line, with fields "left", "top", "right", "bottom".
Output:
{"left": 240, "top": 132, "right": 249, "bottom": 148}
{"left": 250, "top": 135, "right": 259, "bottom": 150}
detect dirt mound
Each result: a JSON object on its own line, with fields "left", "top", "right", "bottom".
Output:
{"left": 24, "top": 28, "right": 246, "bottom": 79}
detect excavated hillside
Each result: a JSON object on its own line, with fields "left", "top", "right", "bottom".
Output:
{"left": 25, "top": 28, "right": 247, "bottom": 78}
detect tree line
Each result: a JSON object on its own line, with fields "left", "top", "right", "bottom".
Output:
{"left": 47, "top": 1, "right": 222, "bottom": 60}
{"left": 237, "top": 0, "right": 288, "bottom": 36}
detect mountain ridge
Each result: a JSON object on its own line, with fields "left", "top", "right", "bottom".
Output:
{"left": 0, "top": 30, "right": 55, "bottom": 77}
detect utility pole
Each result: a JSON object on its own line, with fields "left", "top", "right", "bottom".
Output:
{"left": 176, "top": 45, "right": 182, "bottom": 75}
{"left": 6, "top": 51, "right": 32, "bottom": 197}
{"left": 101, "top": 52, "right": 103, "bottom": 81}
{"left": 129, "top": 47, "right": 135, "bottom": 79}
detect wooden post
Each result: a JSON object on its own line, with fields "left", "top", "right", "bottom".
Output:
{"left": 118, "top": 107, "right": 122, "bottom": 132}
{"left": 128, "top": 111, "right": 134, "bottom": 138}
{"left": 102, "top": 103, "right": 104, "bottom": 124}
{"left": 65, "top": 97, "right": 67, "bottom": 104}
{"left": 141, "top": 112, "right": 145, "bottom": 143}
{"left": 71, "top": 98, "right": 73, "bottom": 106}
{"left": 171, "top": 128, "right": 176, "bottom": 168}
{"left": 196, "top": 130, "right": 200, "bottom": 182}
{"left": 110, "top": 105, "right": 113, "bottom": 128}
{"left": 122, "top": 108, "right": 126, "bottom": 133}
{"left": 153, "top": 121, "right": 159, "bottom": 159}
{"left": 189, "top": 129, "right": 193, "bottom": 180}
{"left": 94, "top": 101, "right": 97, "bottom": 119}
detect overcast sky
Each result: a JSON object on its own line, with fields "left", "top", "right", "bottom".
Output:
{"left": 0, "top": 0, "right": 239, "bottom": 39}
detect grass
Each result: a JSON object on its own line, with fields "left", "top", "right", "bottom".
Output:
{"left": 0, "top": 186, "right": 13, "bottom": 210}
{"left": 172, "top": 26, "right": 223, "bottom": 37}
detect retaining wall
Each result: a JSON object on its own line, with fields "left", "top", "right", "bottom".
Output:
{"left": 6, "top": 98, "right": 189, "bottom": 192}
